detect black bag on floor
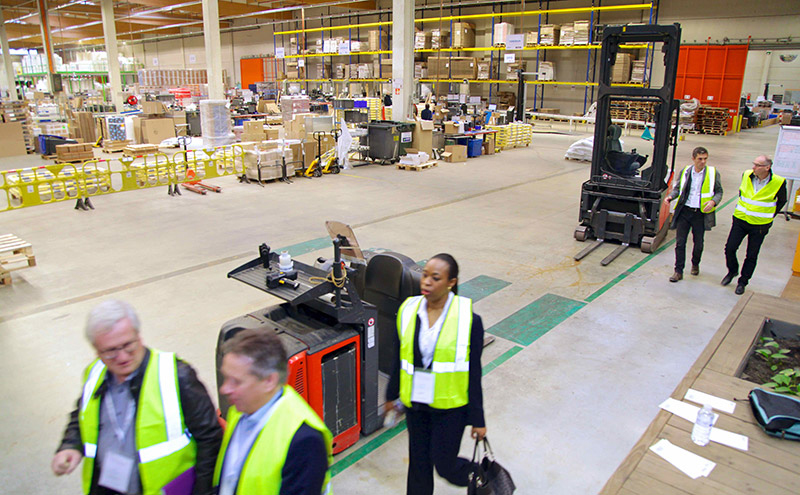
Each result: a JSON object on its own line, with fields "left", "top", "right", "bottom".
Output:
{"left": 468, "top": 438, "right": 516, "bottom": 495}
{"left": 749, "top": 388, "right": 800, "bottom": 440}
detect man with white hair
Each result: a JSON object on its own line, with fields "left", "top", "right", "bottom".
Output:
{"left": 51, "top": 300, "right": 222, "bottom": 495}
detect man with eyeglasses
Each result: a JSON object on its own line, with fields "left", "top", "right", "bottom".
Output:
{"left": 721, "top": 155, "right": 788, "bottom": 295}
{"left": 51, "top": 300, "right": 222, "bottom": 495}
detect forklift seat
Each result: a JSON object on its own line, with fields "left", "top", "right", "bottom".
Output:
{"left": 607, "top": 124, "right": 623, "bottom": 152}
{"left": 363, "top": 252, "right": 422, "bottom": 373}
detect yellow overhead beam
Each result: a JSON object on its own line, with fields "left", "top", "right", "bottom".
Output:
{"left": 274, "top": 4, "right": 652, "bottom": 35}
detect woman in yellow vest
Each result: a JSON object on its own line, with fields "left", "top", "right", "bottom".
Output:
{"left": 386, "top": 253, "right": 486, "bottom": 495}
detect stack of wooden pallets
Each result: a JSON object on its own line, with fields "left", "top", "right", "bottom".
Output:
{"left": 0, "top": 234, "right": 36, "bottom": 286}
{"left": 694, "top": 106, "right": 729, "bottom": 135}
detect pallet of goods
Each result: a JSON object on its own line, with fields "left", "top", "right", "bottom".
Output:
{"left": 55, "top": 143, "right": 94, "bottom": 164}
{"left": 486, "top": 123, "right": 533, "bottom": 150}
{"left": 493, "top": 22, "right": 514, "bottom": 47}
{"left": 631, "top": 60, "right": 646, "bottom": 84}
{"left": 525, "top": 31, "right": 539, "bottom": 46}
{"left": 123, "top": 143, "right": 159, "bottom": 157}
{"left": 452, "top": 22, "right": 475, "bottom": 49}
{"left": 103, "top": 140, "right": 130, "bottom": 153}
{"left": 0, "top": 234, "right": 36, "bottom": 286}
{"left": 539, "top": 24, "right": 560, "bottom": 46}
{"left": 560, "top": 23, "right": 575, "bottom": 46}
{"left": 574, "top": 20, "right": 590, "bottom": 45}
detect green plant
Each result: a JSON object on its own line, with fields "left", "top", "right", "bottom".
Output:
{"left": 755, "top": 337, "right": 790, "bottom": 371}
{"left": 764, "top": 368, "right": 800, "bottom": 396}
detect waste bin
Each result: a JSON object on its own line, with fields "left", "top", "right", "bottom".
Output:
{"left": 367, "top": 121, "right": 415, "bottom": 164}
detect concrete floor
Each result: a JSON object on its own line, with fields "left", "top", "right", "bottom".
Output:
{"left": 1, "top": 125, "right": 797, "bottom": 494}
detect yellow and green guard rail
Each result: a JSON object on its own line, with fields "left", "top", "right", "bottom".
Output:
{"left": 0, "top": 145, "right": 246, "bottom": 213}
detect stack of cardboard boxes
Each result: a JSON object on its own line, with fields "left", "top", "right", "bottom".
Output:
{"left": 540, "top": 25, "right": 560, "bottom": 45}
{"left": 452, "top": 22, "right": 475, "bottom": 49}
{"left": 428, "top": 57, "right": 477, "bottom": 79}
{"left": 135, "top": 101, "right": 177, "bottom": 145}
{"left": 55, "top": 143, "right": 93, "bottom": 163}
{"left": 611, "top": 53, "right": 633, "bottom": 83}
{"left": 368, "top": 30, "right": 389, "bottom": 51}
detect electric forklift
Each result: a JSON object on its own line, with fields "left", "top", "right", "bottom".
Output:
{"left": 574, "top": 24, "right": 682, "bottom": 265}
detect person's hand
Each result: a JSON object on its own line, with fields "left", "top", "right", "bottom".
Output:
{"left": 471, "top": 427, "right": 487, "bottom": 441}
{"left": 665, "top": 196, "right": 673, "bottom": 203}
{"left": 383, "top": 400, "right": 395, "bottom": 415}
{"left": 51, "top": 449, "right": 82, "bottom": 476}
{"left": 702, "top": 200, "right": 715, "bottom": 213}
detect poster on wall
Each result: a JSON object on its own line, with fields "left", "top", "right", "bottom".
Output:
{"left": 773, "top": 125, "right": 800, "bottom": 180}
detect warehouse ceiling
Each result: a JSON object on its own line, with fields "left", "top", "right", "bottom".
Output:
{"left": 0, "top": 0, "right": 377, "bottom": 49}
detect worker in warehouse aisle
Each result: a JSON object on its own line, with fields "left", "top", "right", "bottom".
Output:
{"left": 51, "top": 299, "right": 222, "bottom": 495}
{"left": 722, "top": 154, "right": 787, "bottom": 295}
{"left": 666, "top": 146, "right": 723, "bottom": 283}
{"left": 214, "top": 329, "right": 332, "bottom": 495}
{"left": 386, "top": 253, "right": 487, "bottom": 495}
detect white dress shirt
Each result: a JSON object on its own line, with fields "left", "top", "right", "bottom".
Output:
{"left": 686, "top": 167, "right": 705, "bottom": 208}
{"left": 417, "top": 292, "right": 454, "bottom": 369}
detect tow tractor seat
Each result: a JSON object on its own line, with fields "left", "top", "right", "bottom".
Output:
{"left": 362, "top": 252, "right": 422, "bottom": 374}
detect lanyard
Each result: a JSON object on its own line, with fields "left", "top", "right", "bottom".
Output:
{"left": 104, "top": 389, "right": 136, "bottom": 444}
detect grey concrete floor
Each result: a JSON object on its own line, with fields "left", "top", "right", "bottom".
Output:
{"left": 1, "top": 125, "right": 797, "bottom": 494}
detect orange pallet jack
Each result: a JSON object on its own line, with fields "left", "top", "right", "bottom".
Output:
{"left": 180, "top": 169, "right": 222, "bottom": 195}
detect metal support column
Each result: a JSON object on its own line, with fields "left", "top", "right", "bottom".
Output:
{"left": 36, "top": 0, "right": 58, "bottom": 92}
{"left": 101, "top": 0, "right": 124, "bottom": 111}
{"left": 202, "top": 0, "right": 225, "bottom": 99}
{"left": 0, "top": 8, "right": 18, "bottom": 100}
{"left": 392, "top": 0, "right": 414, "bottom": 122}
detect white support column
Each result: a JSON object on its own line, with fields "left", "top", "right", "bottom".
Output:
{"left": 392, "top": 0, "right": 414, "bottom": 122}
{"left": 0, "top": 8, "right": 19, "bottom": 100}
{"left": 101, "top": 0, "right": 124, "bottom": 112}
{"left": 202, "top": 0, "right": 224, "bottom": 99}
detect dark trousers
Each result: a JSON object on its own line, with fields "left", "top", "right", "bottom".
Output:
{"left": 674, "top": 207, "right": 706, "bottom": 272}
{"left": 406, "top": 406, "right": 475, "bottom": 495}
{"left": 724, "top": 216, "right": 771, "bottom": 286}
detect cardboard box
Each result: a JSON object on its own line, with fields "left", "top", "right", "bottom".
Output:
{"left": 483, "top": 134, "right": 496, "bottom": 155}
{"left": 142, "top": 101, "right": 166, "bottom": 115}
{"left": 444, "top": 144, "right": 466, "bottom": 163}
{"left": 452, "top": 22, "right": 475, "bottom": 48}
{"left": 780, "top": 111, "right": 793, "bottom": 125}
{"left": 444, "top": 122, "right": 460, "bottom": 134}
{"left": 412, "top": 119, "right": 434, "bottom": 155}
{"left": 0, "top": 122, "right": 30, "bottom": 158}
{"left": 265, "top": 126, "right": 281, "bottom": 140}
{"left": 611, "top": 53, "right": 632, "bottom": 83}
{"left": 303, "top": 140, "right": 317, "bottom": 169}
{"left": 141, "top": 118, "right": 175, "bottom": 144}
{"left": 451, "top": 57, "right": 477, "bottom": 79}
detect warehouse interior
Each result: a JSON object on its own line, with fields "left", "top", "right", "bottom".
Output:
{"left": 1, "top": 0, "right": 800, "bottom": 494}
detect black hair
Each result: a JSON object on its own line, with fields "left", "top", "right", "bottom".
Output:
{"left": 431, "top": 253, "right": 459, "bottom": 295}
{"left": 692, "top": 146, "right": 708, "bottom": 158}
{"left": 425, "top": 104, "right": 430, "bottom": 109}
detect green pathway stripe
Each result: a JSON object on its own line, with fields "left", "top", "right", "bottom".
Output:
{"left": 486, "top": 294, "right": 585, "bottom": 346}
{"left": 281, "top": 236, "right": 333, "bottom": 257}
{"left": 482, "top": 345, "right": 523, "bottom": 375}
{"left": 459, "top": 275, "right": 512, "bottom": 303}
{"left": 330, "top": 344, "right": 523, "bottom": 477}
{"left": 584, "top": 195, "right": 739, "bottom": 303}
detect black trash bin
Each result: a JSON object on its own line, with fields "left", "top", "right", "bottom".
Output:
{"left": 367, "top": 120, "right": 415, "bottom": 164}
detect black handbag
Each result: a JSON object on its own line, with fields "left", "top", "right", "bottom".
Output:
{"left": 468, "top": 437, "right": 516, "bottom": 495}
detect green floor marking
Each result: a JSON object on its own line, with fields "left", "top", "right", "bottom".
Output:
{"left": 280, "top": 236, "right": 333, "bottom": 257}
{"left": 459, "top": 275, "right": 512, "bottom": 303}
{"left": 584, "top": 195, "right": 739, "bottom": 303}
{"left": 330, "top": 345, "right": 523, "bottom": 477}
{"left": 486, "top": 294, "right": 585, "bottom": 346}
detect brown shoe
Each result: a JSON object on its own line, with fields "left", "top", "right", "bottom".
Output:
{"left": 669, "top": 271, "right": 683, "bottom": 283}
{"left": 690, "top": 265, "right": 699, "bottom": 276}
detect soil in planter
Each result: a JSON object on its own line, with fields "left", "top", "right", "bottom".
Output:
{"left": 741, "top": 338, "right": 800, "bottom": 385}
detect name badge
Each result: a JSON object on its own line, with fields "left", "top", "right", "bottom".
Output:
{"left": 411, "top": 370, "right": 435, "bottom": 404}
{"left": 98, "top": 450, "right": 135, "bottom": 493}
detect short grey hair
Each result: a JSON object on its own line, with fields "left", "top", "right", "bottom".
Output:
{"left": 85, "top": 299, "right": 141, "bottom": 344}
{"left": 757, "top": 155, "right": 773, "bottom": 167}
{"left": 221, "top": 328, "right": 287, "bottom": 383}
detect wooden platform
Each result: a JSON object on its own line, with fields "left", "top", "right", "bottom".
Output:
{"left": 0, "top": 234, "right": 36, "bottom": 286}
{"left": 397, "top": 160, "right": 438, "bottom": 171}
{"left": 601, "top": 292, "right": 800, "bottom": 494}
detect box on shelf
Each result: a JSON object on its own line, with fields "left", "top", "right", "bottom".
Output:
{"left": 451, "top": 57, "right": 477, "bottom": 79}
{"left": 452, "top": 22, "right": 475, "bottom": 49}
{"left": 525, "top": 31, "right": 539, "bottom": 46}
{"left": 415, "top": 62, "right": 428, "bottom": 79}
{"left": 493, "top": 22, "right": 514, "bottom": 46}
{"left": 574, "top": 20, "right": 590, "bottom": 45}
{"left": 414, "top": 30, "right": 431, "bottom": 50}
{"left": 478, "top": 58, "right": 499, "bottom": 80}
{"left": 506, "top": 61, "right": 527, "bottom": 80}
{"left": 431, "top": 29, "right": 450, "bottom": 50}
{"left": 368, "top": 30, "right": 389, "bottom": 51}
{"left": 611, "top": 53, "right": 633, "bottom": 83}
{"left": 427, "top": 57, "right": 450, "bottom": 78}
{"left": 444, "top": 144, "right": 466, "bottom": 163}
{"left": 540, "top": 24, "right": 560, "bottom": 46}
{"left": 537, "top": 61, "right": 556, "bottom": 81}
{"left": 631, "top": 60, "right": 646, "bottom": 83}
{"left": 560, "top": 23, "right": 575, "bottom": 46}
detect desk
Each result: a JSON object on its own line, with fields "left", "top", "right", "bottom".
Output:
{"left": 601, "top": 293, "right": 800, "bottom": 495}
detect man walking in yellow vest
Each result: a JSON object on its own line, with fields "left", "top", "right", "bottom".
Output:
{"left": 51, "top": 299, "right": 223, "bottom": 495}
{"left": 722, "top": 155, "right": 788, "bottom": 295}
{"left": 214, "top": 329, "right": 333, "bottom": 495}
{"left": 666, "top": 147, "right": 723, "bottom": 282}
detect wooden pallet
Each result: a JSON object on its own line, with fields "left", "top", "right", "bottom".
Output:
{"left": 55, "top": 158, "right": 92, "bottom": 165}
{"left": 397, "top": 160, "right": 438, "bottom": 171}
{"left": 0, "top": 234, "right": 36, "bottom": 286}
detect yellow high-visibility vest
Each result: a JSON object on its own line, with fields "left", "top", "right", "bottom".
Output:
{"left": 733, "top": 171, "right": 785, "bottom": 225}
{"left": 397, "top": 295, "right": 473, "bottom": 409}
{"left": 679, "top": 165, "right": 718, "bottom": 212}
{"left": 79, "top": 350, "right": 197, "bottom": 495}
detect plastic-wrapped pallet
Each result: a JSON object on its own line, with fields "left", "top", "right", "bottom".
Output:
{"left": 631, "top": 60, "right": 646, "bottom": 83}
{"left": 493, "top": 22, "right": 514, "bottom": 46}
{"left": 537, "top": 61, "right": 556, "bottom": 81}
{"left": 415, "top": 62, "right": 427, "bottom": 79}
{"left": 540, "top": 24, "right": 560, "bottom": 46}
{"left": 414, "top": 31, "right": 431, "bottom": 50}
{"left": 560, "top": 24, "right": 575, "bottom": 46}
{"left": 200, "top": 99, "right": 234, "bottom": 148}
{"left": 574, "top": 21, "right": 590, "bottom": 45}
{"left": 431, "top": 29, "right": 450, "bottom": 50}
{"left": 525, "top": 31, "right": 539, "bottom": 46}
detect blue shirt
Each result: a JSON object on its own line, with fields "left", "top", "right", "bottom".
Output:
{"left": 219, "top": 389, "right": 283, "bottom": 495}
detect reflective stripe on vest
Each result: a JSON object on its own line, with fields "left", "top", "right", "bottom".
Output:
{"left": 397, "top": 295, "right": 472, "bottom": 409}
{"left": 733, "top": 171, "right": 785, "bottom": 225}
{"left": 78, "top": 350, "right": 197, "bottom": 495}
{"left": 213, "top": 386, "right": 333, "bottom": 495}
{"left": 678, "top": 165, "right": 717, "bottom": 212}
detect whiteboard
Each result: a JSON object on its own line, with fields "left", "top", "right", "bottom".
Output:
{"left": 773, "top": 125, "right": 800, "bottom": 180}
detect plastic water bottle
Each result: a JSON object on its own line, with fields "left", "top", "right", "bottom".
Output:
{"left": 278, "top": 251, "right": 293, "bottom": 272}
{"left": 691, "top": 404, "right": 714, "bottom": 446}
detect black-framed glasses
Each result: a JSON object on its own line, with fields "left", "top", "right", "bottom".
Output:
{"left": 98, "top": 339, "right": 139, "bottom": 360}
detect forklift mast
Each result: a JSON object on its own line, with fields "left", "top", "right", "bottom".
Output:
{"left": 575, "top": 23, "right": 682, "bottom": 264}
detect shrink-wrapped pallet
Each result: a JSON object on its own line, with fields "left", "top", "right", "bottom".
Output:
{"left": 200, "top": 99, "right": 234, "bottom": 147}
